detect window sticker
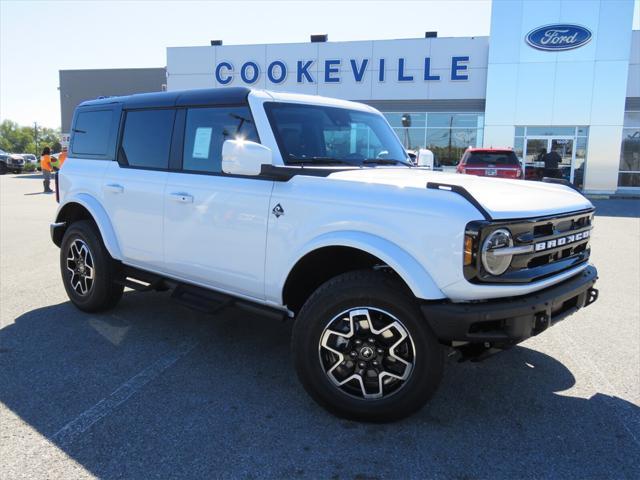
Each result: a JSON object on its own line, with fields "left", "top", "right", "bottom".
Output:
{"left": 192, "top": 127, "right": 213, "bottom": 159}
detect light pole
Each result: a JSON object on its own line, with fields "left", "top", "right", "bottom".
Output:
{"left": 401, "top": 113, "right": 411, "bottom": 149}
{"left": 33, "top": 122, "right": 39, "bottom": 156}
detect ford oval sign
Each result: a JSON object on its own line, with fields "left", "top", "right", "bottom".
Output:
{"left": 525, "top": 24, "right": 592, "bottom": 51}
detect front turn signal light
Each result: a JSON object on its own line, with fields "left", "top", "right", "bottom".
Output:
{"left": 464, "top": 234, "right": 474, "bottom": 266}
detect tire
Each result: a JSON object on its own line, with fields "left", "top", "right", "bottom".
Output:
{"left": 60, "top": 220, "right": 124, "bottom": 312}
{"left": 0, "top": 163, "right": 7, "bottom": 175}
{"left": 292, "top": 270, "right": 444, "bottom": 422}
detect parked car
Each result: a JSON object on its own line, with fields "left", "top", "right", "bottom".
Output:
{"left": 456, "top": 147, "right": 523, "bottom": 179}
{"left": 0, "top": 150, "right": 9, "bottom": 174}
{"left": 51, "top": 88, "right": 598, "bottom": 422}
{"left": 18, "top": 154, "right": 38, "bottom": 171}
{"left": 0, "top": 153, "right": 25, "bottom": 174}
{"left": 21, "top": 154, "right": 37, "bottom": 166}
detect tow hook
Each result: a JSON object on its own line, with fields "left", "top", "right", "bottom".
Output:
{"left": 533, "top": 312, "right": 551, "bottom": 335}
{"left": 585, "top": 287, "right": 599, "bottom": 307}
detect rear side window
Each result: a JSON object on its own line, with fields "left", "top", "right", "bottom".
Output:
{"left": 119, "top": 109, "right": 175, "bottom": 169}
{"left": 182, "top": 107, "right": 258, "bottom": 173}
{"left": 466, "top": 152, "right": 519, "bottom": 166}
{"left": 72, "top": 109, "right": 115, "bottom": 157}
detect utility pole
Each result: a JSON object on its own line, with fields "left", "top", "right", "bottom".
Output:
{"left": 33, "top": 122, "right": 39, "bottom": 156}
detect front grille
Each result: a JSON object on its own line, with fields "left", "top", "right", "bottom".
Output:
{"left": 465, "top": 209, "right": 594, "bottom": 284}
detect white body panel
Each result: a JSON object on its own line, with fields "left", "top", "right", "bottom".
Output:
{"left": 102, "top": 162, "right": 167, "bottom": 269}
{"left": 325, "top": 168, "right": 592, "bottom": 220}
{"left": 163, "top": 172, "right": 273, "bottom": 299}
{"left": 56, "top": 89, "right": 595, "bottom": 308}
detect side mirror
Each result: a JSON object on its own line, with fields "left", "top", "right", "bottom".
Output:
{"left": 222, "top": 140, "right": 272, "bottom": 176}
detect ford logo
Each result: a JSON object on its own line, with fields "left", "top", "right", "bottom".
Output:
{"left": 525, "top": 24, "right": 592, "bottom": 51}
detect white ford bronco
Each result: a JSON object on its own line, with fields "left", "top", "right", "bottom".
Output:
{"left": 52, "top": 87, "right": 598, "bottom": 421}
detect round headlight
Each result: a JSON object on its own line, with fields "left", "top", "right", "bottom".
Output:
{"left": 481, "top": 228, "right": 513, "bottom": 276}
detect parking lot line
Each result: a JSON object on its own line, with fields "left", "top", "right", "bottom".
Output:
{"left": 50, "top": 339, "right": 199, "bottom": 448}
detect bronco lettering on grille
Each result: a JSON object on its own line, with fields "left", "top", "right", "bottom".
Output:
{"left": 534, "top": 230, "right": 590, "bottom": 252}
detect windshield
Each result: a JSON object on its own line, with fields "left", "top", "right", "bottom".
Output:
{"left": 264, "top": 102, "right": 410, "bottom": 166}
{"left": 466, "top": 151, "right": 519, "bottom": 166}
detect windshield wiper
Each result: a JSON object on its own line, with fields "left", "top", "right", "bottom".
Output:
{"left": 287, "top": 156, "right": 356, "bottom": 166}
{"left": 362, "top": 158, "right": 412, "bottom": 167}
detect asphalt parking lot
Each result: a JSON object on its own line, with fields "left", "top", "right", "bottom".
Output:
{"left": 1, "top": 173, "right": 639, "bottom": 479}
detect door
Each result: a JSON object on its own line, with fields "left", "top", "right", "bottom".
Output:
{"left": 163, "top": 105, "right": 273, "bottom": 300}
{"left": 102, "top": 109, "right": 174, "bottom": 268}
{"left": 550, "top": 138, "right": 574, "bottom": 182}
{"left": 523, "top": 136, "right": 576, "bottom": 183}
{"left": 524, "top": 138, "right": 547, "bottom": 181}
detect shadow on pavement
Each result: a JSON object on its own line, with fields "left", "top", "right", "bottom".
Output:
{"left": 1, "top": 291, "right": 638, "bottom": 478}
{"left": 24, "top": 192, "right": 55, "bottom": 196}
{"left": 592, "top": 198, "right": 640, "bottom": 218}
{"left": 9, "top": 173, "right": 46, "bottom": 180}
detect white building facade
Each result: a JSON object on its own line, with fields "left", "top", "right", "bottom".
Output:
{"left": 167, "top": 0, "right": 639, "bottom": 194}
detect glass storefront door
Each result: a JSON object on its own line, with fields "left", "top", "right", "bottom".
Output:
{"left": 524, "top": 139, "right": 547, "bottom": 180}
{"left": 551, "top": 138, "right": 574, "bottom": 182}
{"left": 523, "top": 136, "right": 576, "bottom": 185}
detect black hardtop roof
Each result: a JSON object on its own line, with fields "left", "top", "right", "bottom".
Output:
{"left": 78, "top": 87, "right": 252, "bottom": 109}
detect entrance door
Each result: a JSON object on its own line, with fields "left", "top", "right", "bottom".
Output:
{"left": 524, "top": 138, "right": 547, "bottom": 181}
{"left": 551, "top": 138, "right": 574, "bottom": 182}
{"left": 523, "top": 136, "right": 576, "bottom": 184}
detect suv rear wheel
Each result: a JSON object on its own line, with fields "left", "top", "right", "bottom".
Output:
{"left": 292, "top": 270, "right": 443, "bottom": 422}
{"left": 60, "top": 220, "right": 124, "bottom": 312}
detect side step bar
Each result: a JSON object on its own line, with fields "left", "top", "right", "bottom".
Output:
{"left": 117, "top": 265, "right": 288, "bottom": 321}
{"left": 171, "top": 283, "right": 232, "bottom": 315}
{"left": 115, "top": 267, "right": 170, "bottom": 292}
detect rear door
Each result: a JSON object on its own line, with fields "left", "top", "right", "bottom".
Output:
{"left": 163, "top": 105, "right": 273, "bottom": 299}
{"left": 102, "top": 108, "right": 175, "bottom": 269}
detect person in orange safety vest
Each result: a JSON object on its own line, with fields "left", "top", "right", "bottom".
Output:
{"left": 40, "top": 147, "right": 53, "bottom": 193}
{"left": 57, "top": 147, "right": 68, "bottom": 169}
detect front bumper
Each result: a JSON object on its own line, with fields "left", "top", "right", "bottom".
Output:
{"left": 421, "top": 265, "right": 598, "bottom": 348}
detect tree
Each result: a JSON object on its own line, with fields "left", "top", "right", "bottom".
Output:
{"left": 0, "top": 120, "right": 61, "bottom": 154}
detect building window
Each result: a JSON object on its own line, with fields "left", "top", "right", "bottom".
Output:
{"left": 382, "top": 112, "right": 484, "bottom": 167}
{"left": 618, "top": 112, "right": 640, "bottom": 188}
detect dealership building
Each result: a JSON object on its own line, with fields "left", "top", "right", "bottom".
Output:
{"left": 61, "top": 0, "right": 639, "bottom": 194}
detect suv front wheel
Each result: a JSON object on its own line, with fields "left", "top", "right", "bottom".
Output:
{"left": 292, "top": 270, "right": 444, "bottom": 422}
{"left": 60, "top": 220, "right": 124, "bottom": 312}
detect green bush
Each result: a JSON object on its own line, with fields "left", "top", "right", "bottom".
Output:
{"left": 23, "top": 163, "right": 36, "bottom": 173}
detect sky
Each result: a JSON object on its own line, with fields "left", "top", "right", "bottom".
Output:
{"left": 1, "top": 0, "right": 639, "bottom": 129}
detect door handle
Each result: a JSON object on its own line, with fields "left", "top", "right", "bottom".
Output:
{"left": 169, "top": 192, "right": 194, "bottom": 203}
{"left": 104, "top": 183, "right": 124, "bottom": 194}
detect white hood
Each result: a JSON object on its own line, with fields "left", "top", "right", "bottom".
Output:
{"left": 327, "top": 168, "right": 593, "bottom": 220}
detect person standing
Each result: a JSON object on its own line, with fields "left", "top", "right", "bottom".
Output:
{"left": 542, "top": 148, "right": 562, "bottom": 179}
{"left": 57, "top": 147, "right": 68, "bottom": 169}
{"left": 40, "top": 147, "right": 53, "bottom": 193}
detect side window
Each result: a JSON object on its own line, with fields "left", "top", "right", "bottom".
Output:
{"left": 120, "top": 109, "right": 175, "bottom": 169}
{"left": 182, "top": 107, "right": 258, "bottom": 173}
{"left": 71, "top": 109, "right": 114, "bottom": 157}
